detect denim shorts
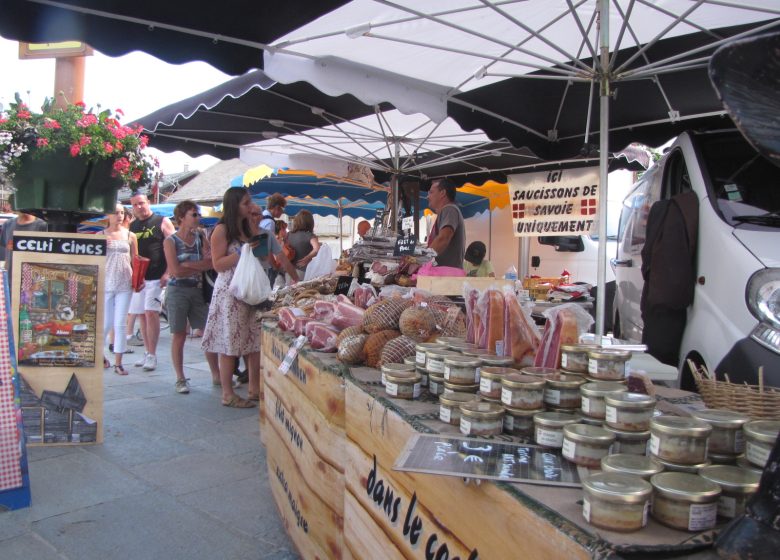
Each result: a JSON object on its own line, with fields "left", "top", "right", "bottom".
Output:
{"left": 165, "top": 285, "right": 208, "bottom": 334}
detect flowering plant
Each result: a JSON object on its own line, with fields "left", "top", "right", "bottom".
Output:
{"left": 0, "top": 93, "right": 161, "bottom": 188}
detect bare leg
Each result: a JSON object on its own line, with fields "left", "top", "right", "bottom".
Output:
{"left": 144, "top": 310, "right": 160, "bottom": 355}
{"left": 126, "top": 313, "right": 137, "bottom": 341}
{"left": 137, "top": 313, "right": 148, "bottom": 351}
{"left": 219, "top": 354, "right": 238, "bottom": 401}
{"left": 247, "top": 352, "right": 260, "bottom": 398}
{"left": 205, "top": 351, "right": 220, "bottom": 384}
{"left": 171, "top": 332, "right": 187, "bottom": 381}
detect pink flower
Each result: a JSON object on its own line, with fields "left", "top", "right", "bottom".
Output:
{"left": 115, "top": 108, "right": 124, "bottom": 116}
{"left": 43, "top": 119, "right": 61, "bottom": 129}
{"left": 78, "top": 135, "right": 91, "bottom": 146}
{"left": 103, "top": 142, "right": 114, "bottom": 153}
{"left": 17, "top": 109, "right": 31, "bottom": 119}
{"left": 139, "top": 135, "right": 149, "bottom": 148}
{"left": 70, "top": 143, "right": 81, "bottom": 157}
{"left": 113, "top": 157, "right": 130, "bottom": 174}
{"left": 75, "top": 101, "right": 86, "bottom": 108}
{"left": 131, "top": 170, "right": 142, "bottom": 182}
{"left": 36, "top": 138, "right": 49, "bottom": 147}
{"left": 76, "top": 114, "right": 98, "bottom": 127}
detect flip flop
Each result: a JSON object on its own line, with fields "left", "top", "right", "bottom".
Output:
{"left": 221, "top": 395, "right": 256, "bottom": 408}
{"left": 114, "top": 365, "right": 128, "bottom": 376}
{"left": 247, "top": 394, "right": 260, "bottom": 402}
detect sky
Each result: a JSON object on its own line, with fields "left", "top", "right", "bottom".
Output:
{"left": 0, "top": 36, "right": 231, "bottom": 175}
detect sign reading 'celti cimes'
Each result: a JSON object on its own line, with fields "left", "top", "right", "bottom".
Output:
{"left": 13, "top": 235, "right": 106, "bottom": 256}
{"left": 508, "top": 167, "right": 600, "bottom": 237}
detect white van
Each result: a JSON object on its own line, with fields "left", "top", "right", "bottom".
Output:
{"left": 612, "top": 130, "right": 780, "bottom": 389}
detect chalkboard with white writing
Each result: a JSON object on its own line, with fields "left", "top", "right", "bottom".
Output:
{"left": 393, "top": 234, "right": 416, "bottom": 256}
{"left": 394, "top": 433, "right": 581, "bottom": 487}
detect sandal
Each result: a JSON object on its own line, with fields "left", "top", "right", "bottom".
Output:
{"left": 221, "top": 395, "right": 256, "bottom": 408}
{"left": 103, "top": 357, "right": 111, "bottom": 369}
{"left": 114, "top": 365, "right": 128, "bottom": 376}
{"left": 247, "top": 394, "right": 260, "bottom": 402}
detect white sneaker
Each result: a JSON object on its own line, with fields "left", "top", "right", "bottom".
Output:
{"left": 134, "top": 353, "right": 147, "bottom": 367}
{"left": 143, "top": 354, "right": 157, "bottom": 371}
{"left": 175, "top": 378, "right": 190, "bottom": 394}
{"left": 127, "top": 332, "right": 145, "bottom": 347}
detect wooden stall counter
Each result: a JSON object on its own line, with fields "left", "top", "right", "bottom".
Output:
{"left": 260, "top": 323, "right": 721, "bottom": 560}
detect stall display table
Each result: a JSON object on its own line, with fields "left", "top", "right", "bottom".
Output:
{"left": 259, "top": 323, "right": 722, "bottom": 560}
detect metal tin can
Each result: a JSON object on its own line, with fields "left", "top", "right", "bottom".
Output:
{"left": 544, "top": 373, "right": 586, "bottom": 409}
{"left": 649, "top": 415, "right": 712, "bottom": 465}
{"left": 443, "top": 355, "right": 482, "bottom": 385}
{"left": 533, "top": 411, "right": 580, "bottom": 448}
{"left": 562, "top": 424, "right": 616, "bottom": 467}
{"left": 425, "top": 348, "right": 459, "bottom": 374}
{"left": 587, "top": 348, "right": 632, "bottom": 380}
{"left": 604, "top": 425, "right": 652, "bottom": 455}
{"left": 459, "top": 401, "right": 504, "bottom": 436}
{"left": 384, "top": 371, "right": 422, "bottom": 400}
{"left": 580, "top": 381, "right": 628, "bottom": 419}
{"left": 503, "top": 406, "right": 542, "bottom": 437}
{"left": 380, "top": 362, "right": 415, "bottom": 386}
{"left": 439, "top": 392, "right": 478, "bottom": 425}
{"left": 415, "top": 342, "right": 441, "bottom": 367}
{"left": 582, "top": 472, "right": 652, "bottom": 532}
{"left": 601, "top": 453, "right": 664, "bottom": 480}
{"left": 500, "top": 373, "right": 546, "bottom": 410}
{"left": 560, "top": 343, "right": 600, "bottom": 374}
{"left": 650, "top": 472, "right": 721, "bottom": 531}
{"left": 479, "top": 366, "right": 519, "bottom": 399}
{"left": 428, "top": 373, "right": 445, "bottom": 396}
{"left": 443, "top": 381, "right": 479, "bottom": 395}
{"left": 691, "top": 409, "right": 749, "bottom": 456}
{"left": 743, "top": 420, "right": 780, "bottom": 468}
{"left": 520, "top": 366, "right": 560, "bottom": 378}
{"left": 655, "top": 457, "right": 712, "bottom": 474}
{"left": 699, "top": 465, "right": 761, "bottom": 519}
{"left": 604, "top": 392, "right": 656, "bottom": 432}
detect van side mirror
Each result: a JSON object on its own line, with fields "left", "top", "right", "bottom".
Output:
{"left": 539, "top": 236, "right": 585, "bottom": 252}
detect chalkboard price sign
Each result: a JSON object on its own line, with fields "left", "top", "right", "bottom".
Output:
{"left": 335, "top": 276, "right": 353, "bottom": 295}
{"left": 394, "top": 433, "right": 581, "bottom": 487}
{"left": 393, "top": 234, "right": 417, "bottom": 256}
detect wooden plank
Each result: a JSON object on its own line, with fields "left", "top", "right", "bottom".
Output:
{"left": 266, "top": 424, "right": 344, "bottom": 560}
{"left": 264, "top": 327, "right": 346, "bottom": 428}
{"left": 264, "top": 360, "right": 346, "bottom": 471}
{"left": 265, "top": 383, "right": 345, "bottom": 515}
{"left": 344, "top": 381, "right": 592, "bottom": 560}
{"left": 344, "top": 490, "right": 406, "bottom": 560}
{"left": 345, "top": 441, "right": 474, "bottom": 560}
{"left": 415, "top": 276, "right": 514, "bottom": 296}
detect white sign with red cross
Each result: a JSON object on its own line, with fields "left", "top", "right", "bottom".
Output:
{"left": 507, "top": 167, "right": 600, "bottom": 237}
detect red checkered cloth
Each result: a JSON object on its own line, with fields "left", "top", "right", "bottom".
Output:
{"left": 0, "top": 276, "right": 23, "bottom": 491}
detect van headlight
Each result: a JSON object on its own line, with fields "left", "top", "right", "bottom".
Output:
{"left": 747, "top": 269, "right": 780, "bottom": 353}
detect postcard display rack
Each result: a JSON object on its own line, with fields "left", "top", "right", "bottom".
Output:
{"left": 11, "top": 232, "right": 106, "bottom": 446}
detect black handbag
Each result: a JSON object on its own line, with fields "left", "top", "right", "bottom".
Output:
{"left": 199, "top": 231, "right": 216, "bottom": 303}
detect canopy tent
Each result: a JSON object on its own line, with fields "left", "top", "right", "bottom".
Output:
{"left": 260, "top": 0, "right": 779, "bottom": 337}
{"left": 0, "top": 0, "right": 348, "bottom": 76}
{"left": 77, "top": 203, "right": 221, "bottom": 232}
{"left": 252, "top": 195, "right": 386, "bottom": 220}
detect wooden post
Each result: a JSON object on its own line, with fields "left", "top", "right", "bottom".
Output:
{"left": 54, "top": 56, "right": 86, "bottom": 107}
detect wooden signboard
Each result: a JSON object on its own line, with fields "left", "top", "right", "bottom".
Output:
{"left": 11, "top": 232, "right": 106, "bottom": 446}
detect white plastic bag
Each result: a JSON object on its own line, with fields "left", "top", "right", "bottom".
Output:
{"left": 303, "top": 243, "right": 336, "bottom": 282}
{"left": 229, "top": 243, "right": 272, "bottom": 305}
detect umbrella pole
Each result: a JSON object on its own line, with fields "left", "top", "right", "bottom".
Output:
{"left": 488, "top": 209, "right": 492, "bottom": 260}
{"left": 596, "top": 0, "right": 610, "bottom": 341}
{"left": 339, "top": 201, "right": 343, "bottom": 254}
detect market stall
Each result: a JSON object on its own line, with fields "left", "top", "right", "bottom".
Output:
{"left": 259, "top": 323, "right": 767, "bottom": 559}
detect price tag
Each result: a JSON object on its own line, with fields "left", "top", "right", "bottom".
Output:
{"left": 279, "top": 335, "right": 307, "bottom": 375}
{"left": 401, "top": 215, "right": 414, "bottom": 232}
{"left": 335, "top": 275, "right": 353, "bottom": 295}
{"left": 393, "top": 234, "right": 417, "bottom": 256}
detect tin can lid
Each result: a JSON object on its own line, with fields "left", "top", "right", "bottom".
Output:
{"left": 383, "top": 371, "right": 422, "bottom": 384}
{"left": 443, "top": 381, "right": 479, "bottom": 391}
{"left": 691, "top": 408, "right": 750, "bottom": 428}
{"left": 403, "top": 356, "right": 417, "bottom": 366}
{"left": 581, "top": 381, "right": 629, "bottom": 397}
{"left": 545, "top": 373, "right": 587, "bottom": 388}
{"left": 655, "top": 457, "right": 712, "bottom": 474}
{"left": 480, "top": 366, "right": 520, "bottom": 379}
{"left": 479, "top": 354, "right": 515, "bottom": 366}
{"left": 736, "top": 456, "right": 764, "bottom": 475}
{"left": 448, "top": 341, "right": 479, "bottom": 353}
{"left": 699, "top": 465, "right": 761, "bottom": 493}
{"left": 743, "top": 420, "right": 780, "bottom": 443}
{"left": 504, "top": 406, "right": 545, "bottom": 417}
{"left": 435, "top": 336, "right": 466, "bottom": 347}
{"left": 601, "top": 454, "right": 664, "bottom": 477}
{"left": 560, "top": 343, "right": 601, "bottom": 353}
{"left": 460, "top": 400, "right": 504, "bottom": 419}
{"left": 588, "top": 348, "right": 632, "bottom": 360}
{"left": 439, "top": 392, "right": 479, "bottom": 407}
{"left": 604, "top": 392, "right": 656, "bottom": 409}
{"left": 563, "top": 423, "right": 616, "bottom": 444}
{"left": 650, "top": 415, "right": 713, "bottom": 437}
{"left": 603, "top": 425, "right": 651, "bottom": 440}
{"left": 426, "top": 348, "right": 460, "bottom": 359}
{"left": 533, "top": 411, "right": 580, "bottom": 427}
{"left": 650, "top": 472, "right": 722, "bottom": 502}
{"left": 582, "top": 472, "right": 652, "bottom": 504}
{"left": 443, "top": 355, "right": 482, "bottom": 368}
{"left": 381, "top": 363, "right": 416, "bottom": 374}
{"left": 521, "top": 366, "right": 560, "bottom": 377}
{"left": 502, "top": 373, "right": 546, "bottom": 389}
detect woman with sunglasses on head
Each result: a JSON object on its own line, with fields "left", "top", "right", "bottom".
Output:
{"left": 103, "top": 203, "right": 138, "bottom": 375}
{"left": 163, "top": 201, "right": 214, "bottom": 395}
{"left": 202, "top": 188, "right": 299, "bottom": 408}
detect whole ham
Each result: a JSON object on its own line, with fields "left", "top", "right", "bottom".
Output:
{"left": 533, "top": 306, "right": 580, "bottom": 368}
{"left": 331, "top": 301, "right": 366, "bottom": 330}
{"left": 278, "top": 307, "right": 305, "bottom": 331}
{"left": 464, "top": 287, "right": 479, "bottom": 344}
{"left": 476, "top": 289, "right": 505, "bottom": 353}
{"left": 304, "top": 321, "right": 340, "bottom": 352}
{"left": 353, "top": 284, "right": 377, "bottom": 309}
{"left": 313, "top": 300, "right": 338, "bottom": 322}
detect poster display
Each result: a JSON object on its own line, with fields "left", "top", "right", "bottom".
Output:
{"left": 0, "top": 271, "right": 32, "bottom": 510}
{"left": 508, "top": 166, "right": 600, "bottom": 237}
{"left": 11, "top": 232, "right": 106, "bottom": 446}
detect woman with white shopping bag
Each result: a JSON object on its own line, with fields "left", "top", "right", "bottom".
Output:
{"left": 201, "top": 188, "right": 298, "bottom": 408}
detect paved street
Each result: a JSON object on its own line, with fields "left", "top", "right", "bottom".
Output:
{"left": 0, "top": 327, "right": 298, "bottom": 560}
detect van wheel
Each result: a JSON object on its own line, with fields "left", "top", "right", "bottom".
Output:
{"left": 680, "top": 353, "right": 704, "bottom": 393}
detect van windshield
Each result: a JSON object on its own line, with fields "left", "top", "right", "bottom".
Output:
{"left": 699, "top": 131, "right": 780, "bottom": 228}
